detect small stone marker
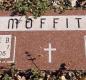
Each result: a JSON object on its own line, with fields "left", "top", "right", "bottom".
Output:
{"left": 0, "top": 35, "right": 12, "bottom": 59}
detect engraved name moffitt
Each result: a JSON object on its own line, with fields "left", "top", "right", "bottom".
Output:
{"left": 0, "top": 16, "right": 86, "bottom": 31}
